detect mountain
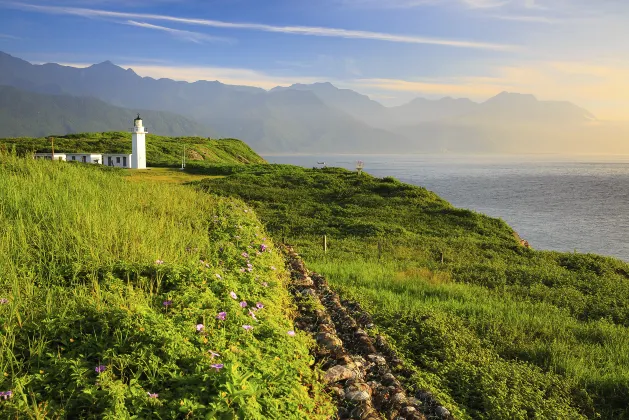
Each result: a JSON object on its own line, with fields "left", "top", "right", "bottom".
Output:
{"left": 0, "top": 52, "right": 402, "bottom": 152}
{"left": 1, "top": 51, "right": 623, "bottom": 154}
{"left": 0, "top": 85, "right": 213, "bottom": 138}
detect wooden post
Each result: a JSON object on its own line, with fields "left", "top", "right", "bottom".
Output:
{"left": 441, "top": 251, "right": 444, "bottom": 264}
{"left": 323, "top": 235, "right": 327, "bottom": 253}
{"left": 50, "top": 137, "right": 55, "bottom": 160}
{"left": 378, "top": 241, "right": 382, "bottom": 260}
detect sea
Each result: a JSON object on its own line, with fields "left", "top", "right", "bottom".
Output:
{"left": 263, "top": 154, "right": 629, "bottom": 262}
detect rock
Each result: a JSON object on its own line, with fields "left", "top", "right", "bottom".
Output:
{"left": 382, "top": 373, "right": 399, "bottom": 386}
{"left": 415, "top": 390, "right": 433, "bottom": 401}
{"left": 350, "top": 402, "right": 378, "bottom": 420}
{"left": 435, "top": 406, "right": 451, "bottom": 418}
{"left": 316, "top": 332, "right": 342, "bottom": 350}
{"left": 345, "top": 390, "right": 370, "bottom": 402}
{"left": 407, "top": 397, "right": 422, "bottom": 407}
{"left": 293, "top": 275, "right": 314, "bottom": 287}
{"left": 400, "top": 406, "right": 417, "bottom": 415}
{"left": 367, "top": 354, "right": 387, "bottom": 366}
{"left": 324, "top": 365, "right": 355, "bottom": 383}
{"left": 329, "top": 385, "right": 345, "bottom": 399}
{"left": 346, "top": 382, "right": 372, "bottom": 396}
{"left": 336, "top": 407, "right": 351, "bottom": 419}
{"left": 391, "top": 392, "right": 408, "bottom": 406}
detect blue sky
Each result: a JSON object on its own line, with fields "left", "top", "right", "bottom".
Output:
{"left": 1, "top": 0, "right": 628, "bottom": 119}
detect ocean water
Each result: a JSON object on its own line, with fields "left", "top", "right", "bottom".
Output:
{"left": 263, "top": 154, "right": 629, "bottom": 262}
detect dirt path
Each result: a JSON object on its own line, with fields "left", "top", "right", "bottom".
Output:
{"left": 284, "top": 246, "right": 453, "bottom": 420}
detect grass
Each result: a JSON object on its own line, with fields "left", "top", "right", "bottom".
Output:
{"left": 0, "top": 155, "right": 332, "bottom": 418}
{"left": 125, "top": 167, "right": 222, "bottom": 185}
{"left": 198, "top": 164, "right": 629, "bottom": 419}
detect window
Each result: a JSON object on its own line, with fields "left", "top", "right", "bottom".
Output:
{"left": 94, "top": 159, "right": 99, "bottom": 164}
{"left": 108, "top": 157, "right": 113, "bottom": 166}
{"left": 72, "top": 156, "right": 76, "bottom": 161}
{"left": 123, "top": 156, "right": 127, "bottom": 167}
{"left": 82, "top": 156, "right": 87, "bottom": 163}
{"left": 116, "top": 157, "right": 121, "bottom": 163}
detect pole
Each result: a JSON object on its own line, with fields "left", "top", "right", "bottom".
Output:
{"left": 324, "top": 235, "right": 327, "bottom": 253}
{"left": 378, "top": 241, "right": 382, "bottom": 260}
{"left": 50, "top": 137, "right": 55, "bottom": 160}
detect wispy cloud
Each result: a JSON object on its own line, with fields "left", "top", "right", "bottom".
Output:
{"left": 5, "top": 2, "right": 516, "bottom": 50}
{"left": 0, "top": 33, "right": 21, "bottom": 39}
{"left": 125, "top": 21, "right": 233, "bottom": 44}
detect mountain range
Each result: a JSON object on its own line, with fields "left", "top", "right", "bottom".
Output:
{"left": 0, "top": 51, "right": 626, "bottom": 153}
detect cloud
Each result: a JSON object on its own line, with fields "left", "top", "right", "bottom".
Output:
{"left": 0, "top": 33, "right": 20, "bottom": 39}
{"left": 125, "top": 21, "right": 233, "bottom": 44}
{"left": 5, "top": 2, "right": 516, "bottom": 50}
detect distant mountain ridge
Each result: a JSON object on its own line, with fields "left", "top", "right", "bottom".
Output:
{"left": 0, "top": 51, "right": 624, "bottom": 154}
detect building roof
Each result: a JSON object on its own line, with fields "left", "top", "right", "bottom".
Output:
{"left": 134, "top": 113, "right": 142, "bottom": 121}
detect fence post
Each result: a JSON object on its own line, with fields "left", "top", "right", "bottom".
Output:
{"left": 378, "top": 241, "right": 382, "bottom": 260}
{"left": 324, "top": 235, "right": 327, "bottom": 253}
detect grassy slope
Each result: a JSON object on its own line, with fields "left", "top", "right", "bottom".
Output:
{"left": 0, "top": 132, "right": 266, "bottom": 167}
{"left": 0, "top": 156, "right": 332, "bottom": 418}
{"left": 198, "top": 164, "right": 629, "bottom": 419}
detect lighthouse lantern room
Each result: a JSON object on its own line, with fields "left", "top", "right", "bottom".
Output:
{"left": 131, "top": 114, "right": 147, "bottom": 169}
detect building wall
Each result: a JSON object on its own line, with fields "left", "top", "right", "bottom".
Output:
{"left": 34, "top": 154, "right": 67, "bottom": 161}
{"left": 103, "top": 154, "right": 132, "bottom": 168}
{"left": 66, "top": 154, "right": 103, "bottom": 164}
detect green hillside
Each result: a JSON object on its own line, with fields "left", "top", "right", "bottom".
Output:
{"left": 0, "top": 132, "right": 266, "bottom": 167}
{"left": 197, "top": 164, "right": 629, "bottom": 419}
{"left": 0, "top": 155, "right": 331, "bottom": 418}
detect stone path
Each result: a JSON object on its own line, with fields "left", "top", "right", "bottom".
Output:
{"left": 284, "top": 245, "right": 453, "bottom": 420}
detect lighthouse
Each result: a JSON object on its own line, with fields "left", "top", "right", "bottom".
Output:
{"left": 131, "top": 114, "right": 147, "bottom": 169}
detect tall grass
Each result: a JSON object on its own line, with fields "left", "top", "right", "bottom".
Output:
{"left": 0, "top": 155, "right": 332, "bottom": 418}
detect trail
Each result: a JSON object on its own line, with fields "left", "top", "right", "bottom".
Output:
{"left": 284, "top": 245, "right": 453, "bottom": 420}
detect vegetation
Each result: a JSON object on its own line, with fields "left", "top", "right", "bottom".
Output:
{"left": 0, "top": 156, "right": 332, "bottom": 418}
{"left": 198, "top": 164, "right": 629, "bottom": 419}
{"left": 0, "top": 132, "right": 266, "bottom": 167}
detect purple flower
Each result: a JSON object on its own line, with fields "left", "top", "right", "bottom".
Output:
{"left": 242, "top": 325, "right": 253, "bottom": 331}
{"left": 246, "top": 268, "right": 253, "bottom": 273}
{"left": 95, "top": 365, "right": 106, "bottom": 374}
{"left": 256, "top": 302, "right": 264, "bottom": 309}
{"left": 196, "top": 324, "right": 205, "bottom": 332}
{"left": 287, "top": 330, "right": 296, "bottom": 336}
{"left": 239, "top": 301, "right": 247, "bottom": 308}
{"left": 230, "top": 291, "right": 237, "bottom": 300}
{"left": 155, "top": 259, "right": 164, "bottom": 265}
{"left": 209, "top": 350, "right": 220, "bottom": 359}
{"left": 162, "top": 300, "right": 172, "bottom": 307}
{"left": 247, "top": 263, "right": 253, "bottom": 269}
{"left": 248, "top": 310, "right": 257, "bottom": 320}
{"left": 241, "top": 252, "right": 249, "bottom": 258}
{"left": 0, "top": 391, "right": 12, "bottom": 400}
{"left": 211, "top": 363, "right": 224, "bottom": 372}
{"left": 239, "top": 268, "right": 246, "bottom": 273}
{"left": 147, "top": 392, "right": 158, "bottom": 398}
{"left": 216, "top": 312, "right": 227, "bottom": 321}
{"left": 260, "top": 244, "right": 267, "bottom": 252}
{"left": 0, "top": 298, "right": 8, "bottom": 305}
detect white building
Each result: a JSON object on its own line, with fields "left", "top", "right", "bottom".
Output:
{"left": 66, "top": 153, "right": 103, "bottom": 164}
{"left": 32, "top": 115, "right": 147, "bottom": 169}
{"left": 131, "top": 114, "right": 147, "bottom": 169}
{"left": 103, "top": 153, "right": 132, "bottom": 168}
{"left": 34, "top": 153, "right": 67, "bottom": 161}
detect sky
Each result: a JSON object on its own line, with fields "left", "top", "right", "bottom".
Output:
{"left": 0, "top": 0, "right": 628, "bottom": 120}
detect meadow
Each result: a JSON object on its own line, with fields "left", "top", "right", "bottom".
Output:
{"left": 0, "top": 155, "right": 332, "bottom": 418}
{"left": 199, "top": 164, "right": 629, "bottom": 419}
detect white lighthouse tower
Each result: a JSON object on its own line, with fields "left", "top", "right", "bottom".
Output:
{"left": 131, "top": 114, "right": 147, "bottom": 169}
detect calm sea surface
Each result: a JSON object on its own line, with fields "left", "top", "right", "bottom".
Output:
{"left": 263, "top": 154, "right": 629, "bottom": 262}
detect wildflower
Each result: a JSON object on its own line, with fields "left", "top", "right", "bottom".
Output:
{"left": 239, "top": 268, "right": 246, "bottom": 273}
{"left": 216, "top": 312, "right": 227, "bottom": 321}
{"left": 248, "top": 310, "right": 257, "bottom": 320}
{"left": 147, "top": 392, "right": 158, "bottom": 398}
{"left": 287, "top": 330, "right": 296, "bottom": 336}
{"left": 196, "top": 324, "right": 205, "bottom": 332}
{"left": 260, "top": 244, "right": 267, "bottom": 252}
{"left": 95, "top": 365, "right": 106, "bottom": 374}
{"left": 262, "top": 282, "right": 268, "bottom": 287}
{"left": 240, "top": 301, "right": 247, "bottom": 308}
{"left": 69, "top": 338, "right": 75, "bottom": 343}
{"left": 241, "top": 252, "right": 249, "bottom": 258}
{"left": 0, "top": 391, "right": 12, "bottom": 400}
{"left": 209, "top": 350, "right": 220, "bottom": 359}
{"left": 39, "top": 370, "right": 44, "bottom": 374}
{"left": 244, "top": 209, "right": 248, "bottom": 213}
{"left": 242, "top": 325, "right": 253, "bottom": 331}
{"left": 256, "top": 302, "right": 264, "bottom": 309}
{"left": 230, "top": 291, "right": 238, "bottom": 299}
{"left": 163, "top": 300, "right": 173, "bottom": 307}
{"left": 247, "top": 263, "right": 253, "bottom": 269}
{"left": 270, "top": 266, "right": 276, "bottom": 271}
{"left": 247, "top": 268, "right": 253, "bottom": 273}
{"left": 0, "top": 298, "right": 8, "bottom": 304}
{"left": 211, "top": 363, "right": 224, "bottom": 372}
{"left": 215, "top": 273, "right": 222, "bottom": 279}
{"left": 155, "top": 259, "right": 164, "bottom": 265}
